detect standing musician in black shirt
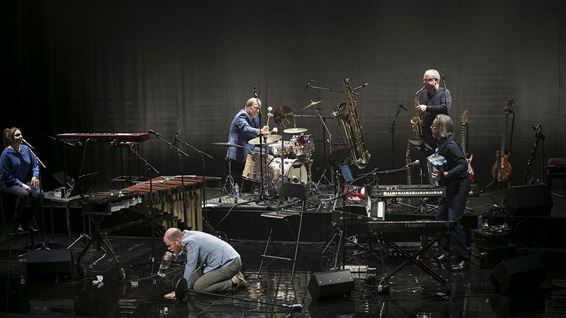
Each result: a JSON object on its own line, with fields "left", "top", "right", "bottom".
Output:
{"left": 416, "top": 69, "right": 452, "bottom": 151}
{"left": 430, "top": 114, "right": 470, "bottom": 271}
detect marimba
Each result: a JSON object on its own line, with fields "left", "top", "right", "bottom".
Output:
{"left": 122, "top": 176, "right": 204, "bottom": 231}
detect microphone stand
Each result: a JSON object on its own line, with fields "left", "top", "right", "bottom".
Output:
{"left": 174, "top": 136, "right": 214, "bottom": 232}
{"left": 23, "top": 141, "right": 49, "bottom": 249}
{"left": 389, "top": 106, "right": 402, "bottom": 183}
{"left": 311, "top": 106, "right": 334, "bottom": 189}
{"left": 127, "top": 144, "right": 161, "bottom": 274}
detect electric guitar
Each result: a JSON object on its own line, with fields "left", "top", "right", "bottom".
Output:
{"left": 491, "top": 100, "right": 513, "bottom": 182}
{"left": 461, "top": 109, "right": 475, "bottom": 182}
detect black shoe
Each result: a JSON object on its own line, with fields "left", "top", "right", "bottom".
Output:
{"left": 437, "top": 253, "right": 450, "bottom": 262}
{"left": 451, "top": 260, "right": 469, "bottom": 272}
{"left": 28, "top": 225, "right": 39, "bottom": 232}
{"left": 16, "top": 224, "right": 25, "bottom": 232}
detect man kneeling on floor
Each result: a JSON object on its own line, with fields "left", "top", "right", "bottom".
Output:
{"left": 163, "top": 228, "right": 246, "bottom": 300}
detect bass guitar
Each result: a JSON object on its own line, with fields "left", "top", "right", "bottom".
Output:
{"left": 461, "top": 109, "right": 475, "bottom": 182}
{"left": 491, "top": 100, "right": 513, "bottom": 182}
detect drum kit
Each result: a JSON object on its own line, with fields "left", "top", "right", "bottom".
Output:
{"left": 214, "top": 102, "right": 319, "bottom": 197}
{"left": 247, "top": 105, "right": 316, "bottom": 193}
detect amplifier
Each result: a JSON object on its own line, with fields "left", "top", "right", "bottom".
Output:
{"left": 471, "top": 243, "right": 517, "bottom": 269}
{"left": 26, "top": 249, "right": 73, "bottom": 280}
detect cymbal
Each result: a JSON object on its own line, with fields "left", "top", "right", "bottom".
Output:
{"left": 301, "top": 100, "right": 322, "bottom": 111}
{"left": 212, "top": 142, "right": 244, "bottom": 148}
{"left": 273, "top": 106, "right": 294, "bottom": 127}
{"left": 248, "top": 134, "right": 283, "bottom": 145}
{"left": 283, "top": 127, "right": 308, "bottom": 134}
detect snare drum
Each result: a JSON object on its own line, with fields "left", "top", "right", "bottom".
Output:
{"left": 269, "top": 158, "right": 308, "bottom": 188}
{"left": 242, "top": 152, "right": 273, "bottom": 181}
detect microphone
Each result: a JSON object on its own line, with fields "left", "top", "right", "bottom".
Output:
{"left": 398, "top": 104, "right": 408, "bottom": 112}
{"left": 22, "top": 138, "right": 36, "bottom": 150}
{"left": 148, "top": 129, "right": 160, "bottom": 137}
{"left": 253, "top": 85, "right": 258, "bottom": 98}
{"left": 173, "top": 132, "right": 178, "bottom": 146}
{"left": 405, "top": 160, "right": 420, "bottom": 168}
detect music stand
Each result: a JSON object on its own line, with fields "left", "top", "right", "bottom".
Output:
{"left": 67, "top": 171, "right": 99, "bottom": 198}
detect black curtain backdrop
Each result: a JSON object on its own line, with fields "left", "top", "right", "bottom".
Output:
{"left": 3, "top": 0, "right": 565, "bottom": 189}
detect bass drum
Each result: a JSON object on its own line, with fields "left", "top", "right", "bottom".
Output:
{"left": 269, "top": 158, "right": 308, "bottom": 188}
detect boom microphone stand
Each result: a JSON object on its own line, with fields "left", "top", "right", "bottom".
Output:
{"left": 127, "top": 143, "right": 162, "bottom": 275}
{"left": 174, "top": 135, "right": 214, "bottom": 231}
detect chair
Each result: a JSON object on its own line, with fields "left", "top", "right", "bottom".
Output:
{"left": 547, "top": 157, "right": 566, "bottom": 195}
{"left": 258, "top": 183, "right": 307, "bottom": 280}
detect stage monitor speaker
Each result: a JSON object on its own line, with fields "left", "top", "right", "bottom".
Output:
{"left": 308, "top": 270, "right": 354, "bottom": 301}
{"left": 504, "top": 184, "right": 553, "bottom": 216}
{"left": 489, "top": 254, "right": 546, "bottom": 293}
{"left": 26, "top": 249, "right": 73, "bottom": 280}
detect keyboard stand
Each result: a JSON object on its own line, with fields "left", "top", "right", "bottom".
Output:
{"left": 376, "top": 229, "right": 449, "bottom": 286}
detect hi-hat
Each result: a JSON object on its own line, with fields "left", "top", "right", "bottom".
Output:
{"left": 301, "top": 100, "right": 322, "bottom": 111}
{"left": 283, "top": 127, "right": 308, "bottom": 134}
{"left": 248, "top": 134, "right": 282, "bottom": 145}
{"left": 212, "top": 142, "right": 244, "bottom": 148}
{"left": 273, "top": 106, "right": 294, "bottom": 127}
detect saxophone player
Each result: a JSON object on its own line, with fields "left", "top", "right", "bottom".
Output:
{"left": 415, "top": 69, "right": 452, "bottom": 152}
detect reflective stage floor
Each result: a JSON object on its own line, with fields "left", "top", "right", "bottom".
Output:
{"left": 1, "top": 185, "right": 566, "bottom": 317}
{"left": 1, "top": 235, "right": 566, "bottom": 317}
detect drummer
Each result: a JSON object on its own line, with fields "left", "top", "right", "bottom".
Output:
{"left": 226, "top": 97, "right": 270, "bottom": 189}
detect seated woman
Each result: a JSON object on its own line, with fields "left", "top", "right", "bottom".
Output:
{"left": 0, "top": 127, "right": 43, "bottom": 232}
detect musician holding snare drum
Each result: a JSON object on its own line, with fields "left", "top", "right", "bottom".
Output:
{"left": 430, "top": 115, "right": 470, "bottom": 271}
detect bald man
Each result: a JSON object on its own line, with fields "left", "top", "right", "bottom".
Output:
{"left": 162, "top": 228, "right": 246, "bottom": 299}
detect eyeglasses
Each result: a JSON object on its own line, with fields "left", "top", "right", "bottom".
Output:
{"left": 423, "top": 78, "right": 436, "bottom": 83}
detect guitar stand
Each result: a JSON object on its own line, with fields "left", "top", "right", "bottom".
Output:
{"left": 377, "top": 230, "right": 449, "bottom": 287}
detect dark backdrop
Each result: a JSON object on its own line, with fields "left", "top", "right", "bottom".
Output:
{"left": 2, "top": 0, "right": 565, "bottom": 189}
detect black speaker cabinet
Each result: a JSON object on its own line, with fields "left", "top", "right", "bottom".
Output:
{"left": 489, "top": 254, "right": 546, "bottom": 293}
{"left": 26, "top": 249, "right": 73, "bottom": 280}
{"left": 504, "top": 184, "right": 553, "bottom": 216}
{"left": 308, "top": 270, "right": 354, "bottom": 301}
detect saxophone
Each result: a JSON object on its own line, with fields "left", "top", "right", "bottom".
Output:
{"left": 333, "top": 78, "right": 371, "bottom": 169}
{"left": 410, "top": 86, "right": 426, "bottom": 139}
{"left": 406, "top": 86, "right": 426, "bottom": 184}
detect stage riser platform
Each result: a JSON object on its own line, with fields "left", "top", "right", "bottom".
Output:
{"left": 206, "top": 205, "right": 566, "bottom": 248}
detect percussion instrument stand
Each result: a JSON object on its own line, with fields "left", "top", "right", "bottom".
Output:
{"left": 222, "top": 160, "right": 236, "bottom": 197}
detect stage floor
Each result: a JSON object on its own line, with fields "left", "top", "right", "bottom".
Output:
{"left": 1, "top": 184, "right": 566, "bottom": 317}
{"left": 1, "top": 235, "right": 566, "bottom": 317}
